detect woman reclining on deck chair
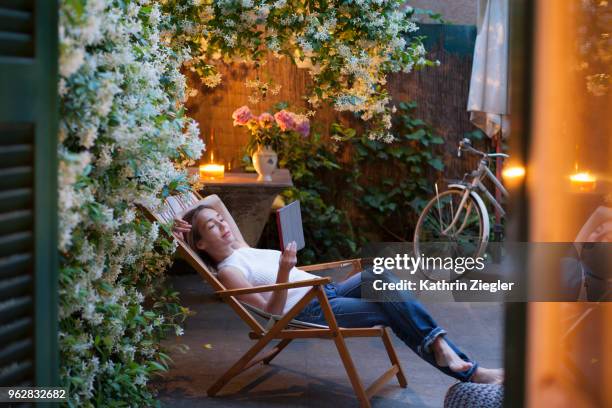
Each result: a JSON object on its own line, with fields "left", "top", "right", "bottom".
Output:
{"left": 174, "top": 205, "right": 503, "bottom": 384}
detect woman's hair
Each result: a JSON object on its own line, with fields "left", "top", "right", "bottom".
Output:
{"left": 182, "top": 204, "right": 216, "bottom": 266}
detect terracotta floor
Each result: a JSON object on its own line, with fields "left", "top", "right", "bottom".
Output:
{"left": 152, "top": 273, "right": 504, "bottom": 407}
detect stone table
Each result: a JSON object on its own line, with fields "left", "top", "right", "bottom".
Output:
{"left": 194, "top": 169, "right": 293, "bottom": 246}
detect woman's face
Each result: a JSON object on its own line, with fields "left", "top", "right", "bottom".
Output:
{"left": 194, "top": 208, "right": 235, "bottom": 251}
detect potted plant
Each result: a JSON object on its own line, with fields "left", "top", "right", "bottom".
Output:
{"left": 232, "top": 105, "right": 310, "bottom": 181}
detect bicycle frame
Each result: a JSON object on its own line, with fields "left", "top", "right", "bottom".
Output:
{"left": 441, "top": 157, "right": 508, "bottom": 236}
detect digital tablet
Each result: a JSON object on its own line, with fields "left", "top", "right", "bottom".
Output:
{"left": 276, "top": 200, "right": 305, "bottom": 251}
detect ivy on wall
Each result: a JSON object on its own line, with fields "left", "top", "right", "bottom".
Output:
{"left": 340, "top": 101, "right": 445, "bottom": 242}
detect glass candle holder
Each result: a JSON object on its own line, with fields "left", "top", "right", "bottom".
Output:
{"left": 199, "top": 164, "right": 225, "bottom": 180}
{"left": 569, "top": 171, "right": 597, "bottom": 192}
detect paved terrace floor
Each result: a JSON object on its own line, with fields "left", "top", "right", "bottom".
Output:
{"left": 152, "top": 273, "right": 504, "bottom": 408}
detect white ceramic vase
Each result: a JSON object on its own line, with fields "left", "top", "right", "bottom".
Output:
{"left": 252, "top": 145, "right": 277, "bottom": 181}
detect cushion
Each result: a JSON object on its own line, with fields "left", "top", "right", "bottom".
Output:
{"left": 444, "top": 382, "right": 503, "bottom": 408}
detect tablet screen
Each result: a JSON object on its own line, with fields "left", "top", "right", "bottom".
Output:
{"left": 276, "top": 200, "right": 306, "bottom": 251}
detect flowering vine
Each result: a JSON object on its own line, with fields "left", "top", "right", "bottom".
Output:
{"left": 164, "top": 0, "right": 436, "bottom": 141}
{"left": 58, "top": 0, "right": 203, "bottom": 405}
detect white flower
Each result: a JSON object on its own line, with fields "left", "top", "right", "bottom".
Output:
{"left": 383, "top": 133, "right": 395, "bottom": 143}
{"left": 60, "top": 48, "right": 85, "bottom": 78}
{"left": 149, "top": 6, "right": 161, "bottom": 25}
{"left": 406, "top": 21, "right": 418, "bottom": 32}
{"left": 149, "top": 223, "right": 159, "bottom": 242}
{"left": 79, "top": 127, "right": 98, "bottom": 149}
{"left": 202, "top": 72, "right": 222, "bottom": 87}
{"left": 134, "top": 374, "right": 147, "bottom": 386}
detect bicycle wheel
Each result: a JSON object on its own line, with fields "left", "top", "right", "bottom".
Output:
{"left": 413, "top": 188, "right": 488, "bottom": 281}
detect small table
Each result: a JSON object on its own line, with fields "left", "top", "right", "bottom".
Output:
{"left": 192, "top": 169, "right": 293, "bottom": 246}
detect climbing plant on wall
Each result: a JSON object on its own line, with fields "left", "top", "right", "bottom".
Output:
{"left": 163, "top": 0, "right": 438, "bottom": 141}
{"left": 58, "top": 0, "right": 203, "bottom": 405}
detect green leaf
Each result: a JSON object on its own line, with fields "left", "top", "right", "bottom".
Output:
{"left": 406, "top": 129, "right": 426, "bottom": 140}
{"left": 428, "top": 158, "right": 444, "bottom": 171}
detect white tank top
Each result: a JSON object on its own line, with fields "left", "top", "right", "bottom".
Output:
{"left": 217, "top": 247, "right": 319, "bottom": 314}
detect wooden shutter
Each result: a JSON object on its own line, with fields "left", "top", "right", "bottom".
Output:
{"left": 0, "top": 0, "right": 58, "bottom": 388}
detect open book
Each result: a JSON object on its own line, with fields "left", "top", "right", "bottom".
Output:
{"left": 276, "top": 200, "right": 305, "bottom": 251}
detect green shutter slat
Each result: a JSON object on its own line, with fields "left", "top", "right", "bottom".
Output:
{"left": 0, "top": 296, "right": 32, "bottom": 324}
{"left": 0, "top": 1, "right": 34, "bottom": 12}
{"left": 0, "top": 31, "right": 33, "bottom": 58}
{"left": 0, "top": 144, "right": 32, "bottom": 168}
{"left": 0, "top": 338, "right": 32, "bottom": 367}
{"left": 0, "top": 253, "right": 31, "bottom": 280}
{"left": 0, "top": 123, "right": 34, "bottom": 145}
{"left": 0, "top": 209, "right": 32, "bottom": 235}
{"left": 0, "top": 8, "right": 32, "bottom": 34}
{"left": 0, "top": 274, "right": 31, "bottom": 299}
{"left": 0, "top": 360, "right": 33, "bottom": 386}
{"left": 0, "top": 231, "right": 32, "bottom": 258}
{"left": 0, "top": 166, "right": 32, "bottom": 190}
{"left": 0, "top": 188, "right": 32, "bottom": 213}
{"left": 0, "top": 317, "right": 31, "bottom": 345}
{"left": 1, "top": 0, "right": 58, "bottom": 388}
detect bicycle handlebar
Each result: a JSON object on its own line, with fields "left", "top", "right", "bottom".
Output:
{"left": 457, "top": 138, "right": 509, "bottom": 159}
{"left": 457, "top": 138, "right": 485, "bottom": 157}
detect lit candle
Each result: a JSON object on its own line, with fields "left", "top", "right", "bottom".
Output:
{"left": 569, "top": 171, "right": 597, "bottom": 192}
{"left": 502, "top": 165, "right": 526, "bottom": 181}
{"left": 199, "top": 164, "right": 225, "bottom": 180}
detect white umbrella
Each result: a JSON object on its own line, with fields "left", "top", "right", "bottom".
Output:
{"left": 467, "top": 0, "right": 510, "bottom": 234}
{"left": 467, "top": 0, "right": 510, "bottom": 139}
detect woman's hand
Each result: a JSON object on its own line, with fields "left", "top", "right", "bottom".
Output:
{"left": 172, "top": 217, "right": 191, "bottom": 240}
{"left": 278, "top": 241, "right": 297, "bottom": 276}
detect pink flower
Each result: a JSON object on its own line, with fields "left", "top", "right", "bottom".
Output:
{"left": 274, "top": 110, "right": 297, "bottom": 132}
{"left": 294, "top": 116, "right": 310, "bottom": 137}
{"left": 232, "top": 105, "right": 253, "bottom": 126}
{"left": 258, "top": 112, "right": 274, "bottom": 128}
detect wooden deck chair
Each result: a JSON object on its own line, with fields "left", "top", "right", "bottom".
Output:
{"left": 142, "top": 192, "right": 407, "bottom": 408}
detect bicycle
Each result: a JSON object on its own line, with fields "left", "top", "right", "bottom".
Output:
{"left": 413, "top": 138, "right": 509, "bottom": 280}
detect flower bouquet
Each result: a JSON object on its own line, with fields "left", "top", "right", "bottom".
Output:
{"left": 232, "top": 105, "right": 310, "bottom": 181}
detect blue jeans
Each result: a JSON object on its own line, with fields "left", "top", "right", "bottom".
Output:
{"left": 294, "top": 268, "right": 478, "bottom": 381}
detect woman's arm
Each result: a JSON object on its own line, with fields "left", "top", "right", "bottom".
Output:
{"left": 218, "top": 266, "right": 268, "bottom": 309}
{"left": 218, "top": 242, "right": 298, "bottom": 315}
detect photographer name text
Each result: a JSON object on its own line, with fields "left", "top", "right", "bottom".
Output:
{"left": 373, "top": 279, "right": 515, "bottom": 293}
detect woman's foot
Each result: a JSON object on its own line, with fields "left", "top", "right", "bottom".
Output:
{"left": 431, "top": 336, "right": 473, "bottom": 373}
{"left": 471, "top": 367, "right": 504, "bottom": 384}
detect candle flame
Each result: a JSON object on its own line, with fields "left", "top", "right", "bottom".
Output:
{"left": 569, "top": 172, "right": 596, "bottom": 183}
{"left": 502, "top": 166, "right": 526, "bottom": 180}
{"left": 200, "top": 164, "right": 224, "bottom": 171}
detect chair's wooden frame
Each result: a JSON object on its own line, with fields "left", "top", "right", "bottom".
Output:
{"left": 142, "top": 193, "right": 407, "bottom": 408}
